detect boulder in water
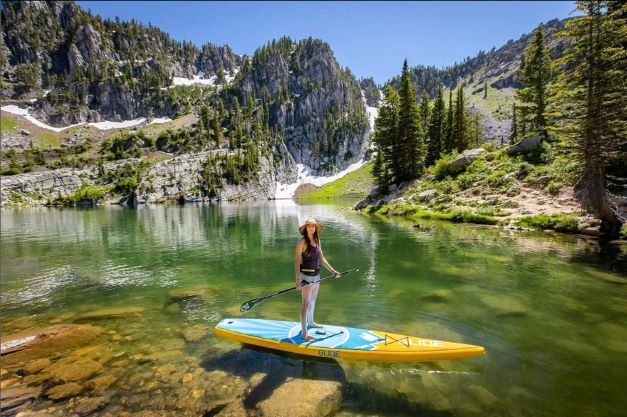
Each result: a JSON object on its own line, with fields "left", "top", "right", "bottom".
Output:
{"left": 1, "top": 324, "right": 102, "bottom": 366}
{"left": 255, "top": 378, "right": 342, "bottom": 417}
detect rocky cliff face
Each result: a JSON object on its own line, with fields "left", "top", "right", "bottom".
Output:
{"left": 0, "top": 144, "right": 297, "bottom": 207}
{"left": 0, "top": 160, "right": 121, "bottom": 206}
{"left": 134, "top": 143, "right": 297, "bottom": 204}
{"left": 238, "top": 38, "right": 370, "bottom": 175}
{"left": 360, "top": 78, "right": 381, "bottom": 107}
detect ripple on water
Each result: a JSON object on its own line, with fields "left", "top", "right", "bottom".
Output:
{"left": 1, "top": 265, "right": 80, "bottom": 308}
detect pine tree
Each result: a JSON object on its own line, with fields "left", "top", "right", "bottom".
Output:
{"left": 371, "top": 147, "right": 389, "bottom": 191}
{"left": 230, "top": 97, "right": 243, "bottom": 148}
{"left": 217, "top": 65, "right": 226, "bottom": 84}
{"left": 426, "top": 88, "right": 445, "bottom": 166}
{"left": 516, "top": 26, "right": 552, "bottom": 140}
{"left": 246, "top": 95, "right": 256, "bottom": 117}
{"left": 453, "top": 87, "right": 466, "bottom": 151}
{"left": 519, "top": 105, "right": 528, "bottom": 138}
{"left": 510, "top": 104, "right": 518, "bottom": 142}
{"left": 397, "top": 59, "right": 425, "bottom": 181}
{"left": 443, "top": 89, "right": 455, "bottom": 154}
{"left": 200, "top": 105, "right": 211, "bottom": 139}
{"left": 372, "top": 85, "right": 400, "bottom": 186}
{"left": 469, "top": 113, "right": 482, "bottom": 148}
{"left": 419, "top": 91, "right": 430, "bottom": 130}
{"left": 548, "top": 0, "right": 626, "bottom": 238}
{"left": 213, "top": 111, "right": 222, "bottom": 148}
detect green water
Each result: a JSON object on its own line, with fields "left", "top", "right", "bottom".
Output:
{"left": 1, "top": 201, "right": 626, "bottom": 417}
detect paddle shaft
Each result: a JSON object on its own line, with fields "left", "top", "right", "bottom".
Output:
{"left": 240, "top": 268, "right": 358, "bottom": 312}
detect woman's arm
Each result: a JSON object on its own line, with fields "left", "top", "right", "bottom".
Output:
{"left": 318, "top": 241, "right": 340, "bottom": 276}
{"left": 295, "top": 239, "right": 304, "bottom": 288}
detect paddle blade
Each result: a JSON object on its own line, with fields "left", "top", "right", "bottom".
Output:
{"left": 240, "top": 298, "right": 261, "bottom": 312}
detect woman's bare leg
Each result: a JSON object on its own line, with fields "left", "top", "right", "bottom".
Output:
{"left": 301, "top": 285, "right": 316, "bottom": 341}
{"left": 307, "top": 282, "right": 322, "bottom": 328}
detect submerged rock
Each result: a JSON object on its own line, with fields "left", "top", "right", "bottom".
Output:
{"left": 421, "top": 289, "right": 451, "bottom": 303}
{"left": 419, "top": 373, "right": 453, "bottom": 411}
{"left": 72, "top": 395, "right": 109, "bottom": 416}
{"left": 466, "top": 384, "right": 499, "bottom": 407}
{"left": 71, "top": 344, "right": 114, "bottom": 365}
{"left": 85, "top": 374, "right": 117, "bottom": 393}
{"left": 1, "top": 378, "right": 19, "bottom": 389}
{"left": 255, "top": 378, "right": 342, "bottom": 417}
{"left": 74, "top": 307, "right": 145, "bottom": 321}
{"left": 13, "top": 411, "right": 54, "bottom": 417}
{"left": 181, "top": 324, "right": 211, "bottom": 343}
{"left": 213, "top": 401, "right": 248, "bottom": 417}
{"left": 1, "top": 324, "right": 102, "bottom": 366}
{"left": 479, "top": 294, "right": 528, "bottom": 318}
{"left": 0, "top": 386, "right": 42, "bottom": 416}
{"left": 167, "top": 285, "right": 218, "bottom": 303}
{"left": 23, "top": 358, "right": 51, "bottom": 375}
{"left": 44, "top": 382, "right": 83, "bottom": 400}
{"left": 23, "top": 373, "right": 53, "bottom": 386}
{"left": 42, "top": 356, "right": 103, "bottom": 383}
{"left": 125, "top": 411, "right": 175, "bottom": 417}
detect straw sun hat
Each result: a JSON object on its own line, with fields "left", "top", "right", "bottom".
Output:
{"left": 298, "top": 218, "right": 323, "bottom": 235}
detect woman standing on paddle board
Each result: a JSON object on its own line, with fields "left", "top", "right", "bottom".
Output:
{"left": 295, "top": 218, "right": 340, "bottom": 342}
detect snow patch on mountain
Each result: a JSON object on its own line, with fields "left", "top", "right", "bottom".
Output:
{"left": 275, "top": 159, "right": 367, "bottom": 199}
{"left": 361, "top": 90, "right": 379, "bottom": 132}
{"left": 1, "top": 105, "right": 171, "bottom": 131}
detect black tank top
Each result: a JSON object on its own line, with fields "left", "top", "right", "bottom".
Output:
{"left": 301, "top": 244, "right": 320, "bottom": 273}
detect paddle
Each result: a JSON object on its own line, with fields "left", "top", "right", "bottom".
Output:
{"left": 239, "top": 268, "right": 359, "bottom": 312}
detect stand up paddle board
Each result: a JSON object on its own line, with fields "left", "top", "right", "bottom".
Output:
{"left": 215, "top": 318, "right": 485, "bottom": 362}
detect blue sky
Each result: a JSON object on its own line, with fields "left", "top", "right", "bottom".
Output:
{"left": 78, "top": 1, "right": 577, "bottom": 84}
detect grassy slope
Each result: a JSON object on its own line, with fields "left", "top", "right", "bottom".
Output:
{"left": 297, "top": 161, "right": 374, "bottom": 201}
{"left": 1, "top": 112, "right": 61, "bottom": 149}
{"left": 140, "top": 114, "right": 198, "bottom": 138}
{"left": 465, "top": 84, "right": 516, "bottom": 120}
{"left": 365, "top": 144, "right": 587, "bottom": 232}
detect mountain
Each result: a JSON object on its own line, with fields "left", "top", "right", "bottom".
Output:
{"left": 385, "top": 18, "right": 570, "bottom": 142}
{"left": 1, "top": 1, "right": 369, "bottom": 175}
{"left": 237, "top": 37, "right": 369, "bottom": 173}
{"left": 1, "top": 0, "right": 242, "bottom": 126}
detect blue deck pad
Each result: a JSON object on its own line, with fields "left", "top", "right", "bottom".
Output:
{"left": 285, "top": 323, "right": 349, "bottom": 347}
{"left": 218, "top": 319, "right": 386, "bottom": 351}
